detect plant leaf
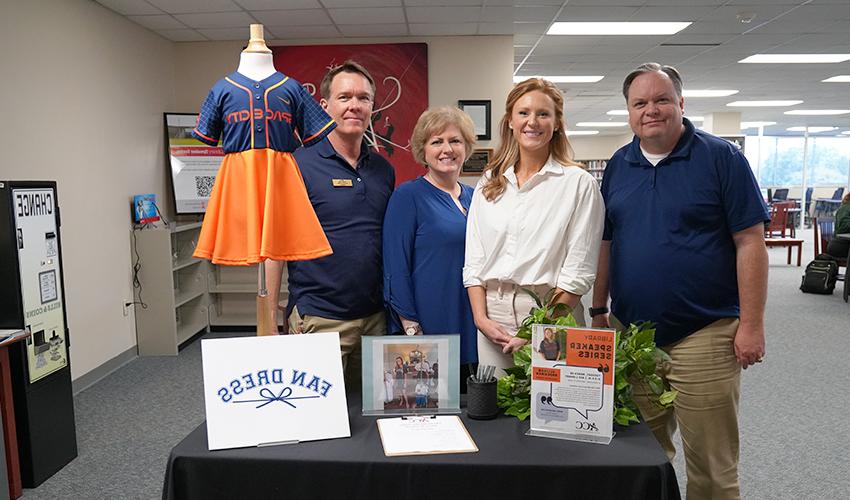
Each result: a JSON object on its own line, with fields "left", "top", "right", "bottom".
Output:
{"left": 658, "top": 390, "right": 678, "bottom": 406}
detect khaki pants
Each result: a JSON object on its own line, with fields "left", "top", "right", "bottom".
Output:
{"left": 477, "top": 282, "right": 585, "bottom": 376}
{"left": 614, "top": 315, "right": 742, "bottom": 500}
{"left": 288, "top": 306, "right": 386, "bottom": 389}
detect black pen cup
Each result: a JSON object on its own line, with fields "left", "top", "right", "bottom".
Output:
{"left": 466, "top": 376, "right": 498, "bottom": 420}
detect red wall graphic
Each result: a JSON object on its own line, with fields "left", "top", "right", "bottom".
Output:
{"left": 273, "top": 43, "right": 428, "bottom": 185}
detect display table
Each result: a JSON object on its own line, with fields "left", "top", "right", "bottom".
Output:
{"left": 0, "top": 330, "right": 30, "bottom": 500}
{"left": 163, "top": 397, "right": 680, "bottom": 500}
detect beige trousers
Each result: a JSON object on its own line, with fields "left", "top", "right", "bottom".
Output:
{"left": 288, "top": 306, "right": 386, "bottom": 389}
{"left": 615, "top": 315, "right": 742, "bottom": 500}
{"left": 477, "top": 282, "right": 585, "bottom": 376}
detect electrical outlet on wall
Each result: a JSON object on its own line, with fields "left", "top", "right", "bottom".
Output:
{"left": 123, "top": 301, "right": 133, "bottom": 317}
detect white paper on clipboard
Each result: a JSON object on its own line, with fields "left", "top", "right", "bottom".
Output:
{"left": 376, "top": 415, "right": 478, "bottom": 457}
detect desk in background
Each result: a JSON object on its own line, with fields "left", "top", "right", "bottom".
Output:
{"left": 163, "top": 397, "right": 679, "bottom": 500}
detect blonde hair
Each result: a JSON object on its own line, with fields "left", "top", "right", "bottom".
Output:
{"left": 411, "top": 106, "right": 477, "bottom": 167}
{"left": 482, "top": 78, "right": 582, "bottom": 202}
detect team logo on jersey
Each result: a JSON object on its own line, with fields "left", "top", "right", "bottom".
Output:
{"left": 216, "top": 368, "right": 333, "bottom": 410}
{"left": 225, "top": 108, "right": 292, "bottom": 125}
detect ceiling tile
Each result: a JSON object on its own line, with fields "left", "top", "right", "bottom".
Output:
{"left": 478, "top": 22, "right": 514, "bottom": 35}
{"left": 96, "top": 0, "right": 163, "bottom": 15}
{"left": 252, "top": 9, "right": 332, "bottom": 26}
{"left": 265, "top": 25, "right": 342, "bottom": 39}
{"left": 406, "top": 6, "right": 481, "bottom": 24}
{"left": 146, "top": 0, "right": 242, "bottom": 14}
{"left": 480, "top": 6, "right": 513, "bottom": 23}
{"left": 128, "top": 15, "right": 186, "bottom": 30}
{"left": 409, "top": 23, "right": 478, "bottom": 36}
{"left": 173, "top": 11, "right": 255, "bottom": 29}
{"left": 234, "top": 0, "right": 321, "bottom": 9}
{"left": 513, "top": 22, "right": 549, "bottom": 35}
{"left": 328, "top": 7, "right": 405, "bottom": 25}
{"left": 336, "top": 24, "right": 409, "bottom": 37}
{"left": 321, "top": 0, "right": 401, "bottom": 7}
{"left": 196, "top": 28, "right": 253, "bottom": 41}
{"left": 156, "top": 29, "right": 207, "bottom": 42}
{"left": 557, "top": 6, "right": 640, "bottom": 21}
{"left": 515, "top": 6, "right": 561, "bottom": 23}
{"left": 405, "top": 0, "right": 484, "bottom": 5}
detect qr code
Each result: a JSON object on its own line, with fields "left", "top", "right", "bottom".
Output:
{"left": 194, "top": 176, "right": 215, "bottom": 197}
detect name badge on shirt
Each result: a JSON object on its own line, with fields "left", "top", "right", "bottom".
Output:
{"left": 332, "top": 179, "right": 353, "bottom": 187}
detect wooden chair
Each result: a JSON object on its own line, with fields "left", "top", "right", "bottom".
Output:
{"left": 764, "top": 201, "right": 803, "bottom": 266}
{"left": 813, "top": 217, "right": 848, "bottom": 301}
{"left": 765, "top": 201, "right": 795, "bottom": 238}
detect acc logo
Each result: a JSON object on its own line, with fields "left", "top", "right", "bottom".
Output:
{"left": 575, "top": 421, "right": 599, "bottom": 432}
{"left": 216, "top": 368, "right": 333, "bottom": 410}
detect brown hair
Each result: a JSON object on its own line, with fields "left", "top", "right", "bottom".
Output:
{"left": 843, "top": 192, "right": 850, "bottom": 205}
{"left": 411, "top": 106, "right": 477, "bottom": 167}
{"left": 319, "top": 59, "right": 376, "bottom": 100}
{"left": 482, "top": 78, "right": 582, "bottom": 202}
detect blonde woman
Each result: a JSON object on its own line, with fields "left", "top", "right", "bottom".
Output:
{"left": 463, "top": 78, "right": 604, "bottom": 374}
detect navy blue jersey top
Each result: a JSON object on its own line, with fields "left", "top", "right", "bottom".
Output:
{"left": 287, "top": 138, "right": 396, "bottom": 320}
{"left": 601, "top": 118, "right": 769, "bottom": 346}
{"left": 382, "top": 178, "right": 477, "bottom": 364}
{"left": 192, "top": 72, "right": 335, "bottom": 153}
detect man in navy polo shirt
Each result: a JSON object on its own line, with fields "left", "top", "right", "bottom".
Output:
{"left": 277, "top": 61, "right": 394, "bottom": 386}
{"left": 591, "top": 63, "right": 769, "bottom": 500}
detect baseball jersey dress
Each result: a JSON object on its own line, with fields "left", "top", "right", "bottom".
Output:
{"left": 191, "top": 71, "right": 335, "bottom": 265}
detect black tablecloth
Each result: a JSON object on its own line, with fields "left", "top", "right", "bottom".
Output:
{"left": 163, "top": 397, "right": 679, "bottom": 500}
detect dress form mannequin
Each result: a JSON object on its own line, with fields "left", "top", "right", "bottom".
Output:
{"left": 237, "top": 25, "right": 276, "bottom": 82}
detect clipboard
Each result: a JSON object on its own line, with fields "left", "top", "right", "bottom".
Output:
{"left": 376, "top": 415, "right": 478, "bottom": 457}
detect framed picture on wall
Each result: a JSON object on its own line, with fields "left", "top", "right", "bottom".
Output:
{"left": 458, "top": 100, "right": 491, "bottom": 140}
{"left": 462, "top": 148, "right": 493, "bottom": 174}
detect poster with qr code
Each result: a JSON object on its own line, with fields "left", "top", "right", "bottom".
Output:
{"left": 165, "top": 113, "right": 224, "bottom": 214}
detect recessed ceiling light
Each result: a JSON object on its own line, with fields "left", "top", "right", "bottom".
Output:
{"left": 686, "top": 116, "right": 704, "bottom": 122}
{"left": 512, "top": 75, "right": 604, "bottom": 83}
{"left": 682, "top": 89, "right": 738, "bottom": 97}
{"left": 547, "top": 22, "right": 691, "bottom": 36}
{"left": 739, "top": 54, "right": 850, "bottom": 64}
{"left": 565, "top": 130, "right": 600, "bottom": 136}
{"left": 822, "top": 75, "right": 850, "bottom": 83}
{"left": 727, "top": 100, "right": 803, "bottom": 107}
{"left": 740, "top": 121, "right": 776, "bottom": 128}
{"left": 606, "top": 110, "right": 628, "bottom": 116}
{"left": 784, "top": 109, "right": 850, "bottom": 116}
{"left": 787, "top": 126, "right": 838, "bottom": 133}
{"left": 841, "top": 131, "right": 850, "bottom": 135}
{"left": 575, "top": 122, "right": 629, "bottom": 127}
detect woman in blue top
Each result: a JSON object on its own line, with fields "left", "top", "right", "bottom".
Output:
{"left": 383, "top": 106, "right": 478, "bottom": 368}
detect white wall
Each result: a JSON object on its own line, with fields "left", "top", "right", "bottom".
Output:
{"left": 0, "top": 0, "right": 175, "bottom": 379}
{"left": 571, "top": 133, "right": 633, "bottom": 161}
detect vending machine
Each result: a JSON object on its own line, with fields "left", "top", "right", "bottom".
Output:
{"left": 0, "top": 181, "right": 77, "bottom": 487}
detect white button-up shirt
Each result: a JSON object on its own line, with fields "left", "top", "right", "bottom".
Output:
{"left": 463, "top": 157, "right": 605, "bottom": 296}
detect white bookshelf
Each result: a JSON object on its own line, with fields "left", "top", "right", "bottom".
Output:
{"left": 131, "top": 222, "right": 208, "bottom": 356}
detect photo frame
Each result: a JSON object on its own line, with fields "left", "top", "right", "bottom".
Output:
{"left": 462, "top": 148, "right": 493, "bottom": 174}
{"left": 458, "top": 100, "right": 491, "bottom": 140}
{"left": 362, "top": 335, "right": 461, "bottom": 416}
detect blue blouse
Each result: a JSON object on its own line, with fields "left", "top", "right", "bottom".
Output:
{"left": 382, "top": 177, "right": 477, "bottom": 364}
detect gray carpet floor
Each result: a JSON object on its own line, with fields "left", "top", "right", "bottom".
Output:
{"left": 20, "top": 233, "right": 850, "bottom": 499}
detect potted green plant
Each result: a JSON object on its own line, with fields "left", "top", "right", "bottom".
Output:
{"left": 495, "top": 289, "right": 677, "bottom": 426}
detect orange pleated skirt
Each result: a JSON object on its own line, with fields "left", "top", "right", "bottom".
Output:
{"left": 193, "top": 149, "right": 332, "bottom": 265}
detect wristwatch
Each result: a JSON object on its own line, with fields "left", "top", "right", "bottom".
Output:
{"left": 588, "top": 306, "right": 609, "bottom": 318}
{"left": 404, "top": 326, "right": 419, "bottom": 336}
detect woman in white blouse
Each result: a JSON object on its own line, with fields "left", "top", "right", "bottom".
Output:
{"left": 463, "top": 78, "right": 605, "bottom": 373}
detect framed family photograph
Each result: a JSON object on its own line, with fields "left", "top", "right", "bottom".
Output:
{"left": 362, "top": 335, "right": 460, "bottom": 416}
{"left": 458, "top": 100, "right": 491, "bottom": 140}
{"left": 462, "top": 148, "right": 493, "bottom": 174}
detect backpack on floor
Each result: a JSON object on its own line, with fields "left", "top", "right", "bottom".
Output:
{"left": 800, "top": 254, "right": 839, "bottom": 294}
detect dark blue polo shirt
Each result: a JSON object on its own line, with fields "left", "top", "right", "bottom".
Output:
{"left": 601, "top": 119, "right": 769, "bottom": 346}
{"left": 288, "top": 138, "right": 395, "bottom": 320}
